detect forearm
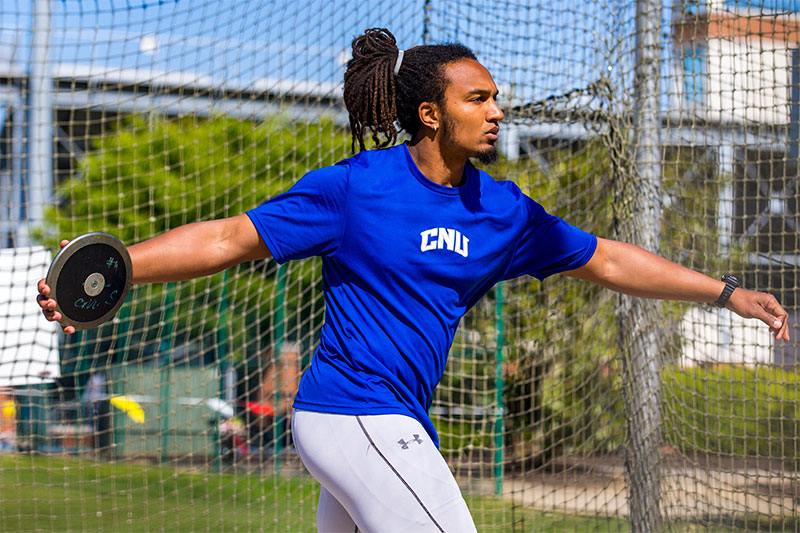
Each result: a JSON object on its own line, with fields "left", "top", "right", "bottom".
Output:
{"left": 129, "top": 215, "right": 270, "bottom": 283}
{"left": 566, "top": 237, "right": 789, "bottom": 340}
{"left": 566, "top": 238, "right": 725, "bottom": 303}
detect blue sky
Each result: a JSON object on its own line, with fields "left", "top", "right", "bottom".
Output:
{"left": 1, "top": 0, "right": 799, "bottom": 106}
{"left": 724, "top": 0, "right": 800, "bottom": 10}
{"left": 0, "top": 0, "right": 635, "bottom": 105}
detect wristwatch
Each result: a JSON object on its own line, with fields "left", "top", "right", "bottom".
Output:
{"left": 714, "top": 274, "right": 740, "bottom": 308}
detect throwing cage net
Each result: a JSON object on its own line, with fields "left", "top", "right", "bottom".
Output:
{"left": 2, "top": 0, "right": 800, "bottom": 530}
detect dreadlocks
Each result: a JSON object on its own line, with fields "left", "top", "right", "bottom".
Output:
{"left": 343, "top": 28, "right": 476, "bottom": 153}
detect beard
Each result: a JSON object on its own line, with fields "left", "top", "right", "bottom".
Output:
{"left": 476, "top": 147, "right": 499, "bottom": 165}
{"left": 440, "top": 115, "right": 500, "bottom": 165}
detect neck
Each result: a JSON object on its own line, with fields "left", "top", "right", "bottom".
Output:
{"left": 407, "top": 135, "right": 467, "bottom": 188}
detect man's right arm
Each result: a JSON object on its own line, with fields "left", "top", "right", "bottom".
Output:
{"left": 37, "top": 213, "right": 271, "bottom": 333}
{"left": 128, "top": 213, "right": 271, "bottom": 283}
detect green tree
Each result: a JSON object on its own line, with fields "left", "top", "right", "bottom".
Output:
{"left": 47, "top": 114, "right": 351, "bottom": 366}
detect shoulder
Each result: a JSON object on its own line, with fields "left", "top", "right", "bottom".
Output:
{"left": 342, "top": 143, "right": 406, "bottom": 170}
{"left": 296, "top": 144, "right": 405, "bottom": 194}
{"left": 293, "top": 159, "right": 351, "bottom": 193}
{"left": 473, "top": 167, "right": 541, "bottom": 214}
{"left": 331, "top": 144, "right": 408, "bottom": 191}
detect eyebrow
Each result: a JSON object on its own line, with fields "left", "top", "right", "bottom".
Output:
{"left": 466, "top": 88, "right": 499, "bottom": 98}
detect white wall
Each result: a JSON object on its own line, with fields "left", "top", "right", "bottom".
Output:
{"left": 680, "top": 306, "right": 774, "bottom": 366}
{"left": 706, "top": 36, "right": 790, "bottom": 125}
{"left": 0, "top": 247, "right": 59, "bottom": 386}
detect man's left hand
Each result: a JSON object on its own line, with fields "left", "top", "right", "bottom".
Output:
{"left": 727, "top": 288, "right": 790, "bottom": 341}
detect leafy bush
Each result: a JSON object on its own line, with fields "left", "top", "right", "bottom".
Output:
{"left": 664, "top": 364, "right": 800, "bottom": 465}
{"left": 47, "top": 114, "right": 351, "bottom": 365}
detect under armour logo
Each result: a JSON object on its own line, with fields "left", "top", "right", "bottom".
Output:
{"left": 398, "top": 434, "right": 423, "bottom": 449}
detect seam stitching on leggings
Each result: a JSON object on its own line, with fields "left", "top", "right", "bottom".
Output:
{"left": 355, "top": 416, "right": 445, "bottom": 532}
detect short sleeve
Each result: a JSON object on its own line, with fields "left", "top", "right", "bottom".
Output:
{"left": 246, "top": 163, "right": 348, "bottom": 264}
{"left": 503, "top": 194, "right": 597, "bottom": 281}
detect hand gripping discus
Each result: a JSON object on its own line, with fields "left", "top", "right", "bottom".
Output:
{"left": 45, "top": 232, "right": 133, "bottom": 331}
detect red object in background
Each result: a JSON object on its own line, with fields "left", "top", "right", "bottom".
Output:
{"left": 245, "top": 401, "right": 274, "bottom": 416}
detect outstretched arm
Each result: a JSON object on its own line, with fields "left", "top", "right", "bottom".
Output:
{"left": 38, "top": 213, "right": 271, "bottom": 333}
{"left": 563, "top": 237, "right": 790, "bottom": 341}
{"left": 126, "top": 213, "right": 270, "bottom": 283}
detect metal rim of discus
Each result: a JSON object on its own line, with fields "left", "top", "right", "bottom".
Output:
{"left": 45, "top": 232, "right": 133, "bottom": 331}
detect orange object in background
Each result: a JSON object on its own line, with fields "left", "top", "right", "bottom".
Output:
{"left": 245, "top": 401, "right": 274, "bottom": 417}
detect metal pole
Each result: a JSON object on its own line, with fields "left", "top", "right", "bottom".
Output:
{"left": 717, "top": 145, "right": 734, "bottom": 255}
{"left": 620, "top": 1, "right": 663, "bottom": 531}
{"left": 158, "top": 283, "right": 176, "bottom": 464}
{"left": 493, "top": 283, "right": 505, "bottom": 496}
{"left": 112, "top": 294, "right": 132, "bottom": 459}
{"left": 789, "top": 49, "right": 800, "bottom": 162}
{"left": 74, "top": 330, "right": 88, "bottom": 455}
{"left": 422, "top": 0, "right": 431, "bottom": 45}
{"left": 272, "top": 264, "right": 287, "bottom": 472}
{"left": 214, "top": 271, "right": 230, "bottom": 472}
{"left": 10, "top": 104, "right": 24, "bottom": 246}
{"left": 26, "top": 0, "right": 53, "bottom": 245}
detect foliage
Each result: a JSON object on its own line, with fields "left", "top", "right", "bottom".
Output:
{"left": 47, "top": 114, "right": 351, "bottom": 368}
{"left": 663, "top": 364, "right": 800, "bottom": 466}
{"left": 497, "top": 142, "right": 626, "bottom": 459}
{"left": 660, "top": 145, "right": 749, "bottom": 276}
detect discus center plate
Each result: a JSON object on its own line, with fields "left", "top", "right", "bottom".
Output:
{"left": 83, "top": 272, "right": 106, "bottom": 297}
{"left": 45, "top": 232, "right": 132, "bottom": 331}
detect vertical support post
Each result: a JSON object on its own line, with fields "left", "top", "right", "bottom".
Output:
{"left": 31, "top": 385, "right": 46, "bottom": 452}
{"left": 73, "top": 330, "right": 90, "bottom": 455}
{"left": 717, "top": 145, "right": 734, "bottom": 255}
{"left": 10, "top": 104, "right": 25, "bottom": 246}
{"left": 789, "top": 49, "right": 800, "bottom": 162}
{"left": 619, "top": 1, "right": 663, "bottom": 531}
{"left": 499, "top": 124, "right": 520, "bottom": 161}
{"left": 272, "top": 263, "right": 287, "bottom": 472}
{"left": 215, "top": 271, "right": 230, "bottom": 472}
{"left": 112, "top": 294, "right": 132, "bottom": 459}
{"left": 158, "top": 283, "right": 175, "bottom": 464}
{"left": 493, "top": 283, "right": 505, "bottom": 496}
{"left": 422, "top": 0, "right": 431, "bottom": 45}
{"left": 25, "top": 0, "right": 53, "bottom": 245}
{"left": 0, "top": 105, "right": 9, "bottom": 246}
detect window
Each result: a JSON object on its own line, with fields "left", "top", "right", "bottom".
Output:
{"left": 682, "top": 43, "right": 707, "bottom": 104}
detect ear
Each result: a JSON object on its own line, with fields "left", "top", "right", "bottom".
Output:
{"left": 418, "top": 101, "right": 439, "bottom": 132}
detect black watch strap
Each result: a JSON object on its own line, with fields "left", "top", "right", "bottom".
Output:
{"left": 714, "top": 274, "right": 740, "bottom": 308}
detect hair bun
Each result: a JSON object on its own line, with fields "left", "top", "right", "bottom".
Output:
{"left": 351, "top": 28, "right": 397, "bottom": 59}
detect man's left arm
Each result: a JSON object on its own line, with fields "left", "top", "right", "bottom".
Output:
{"left": 563, "top": 237, "right": 790, "bottom": 341}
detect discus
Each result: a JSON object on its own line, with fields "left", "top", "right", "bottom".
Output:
{"left": 45, "top": 232, "right": 132, "bottom": 331}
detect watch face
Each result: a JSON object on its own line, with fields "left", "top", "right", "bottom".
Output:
{"left": 722, "top": 274, "right": 740, "bottom": 287}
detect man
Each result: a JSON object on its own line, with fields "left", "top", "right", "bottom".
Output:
{"left": 39, "top": 28, "right": 789, "bottom": 532}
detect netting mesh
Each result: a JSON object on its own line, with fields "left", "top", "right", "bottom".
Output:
{"left": 2, "top": 0, "right": 800, "bottom": 530}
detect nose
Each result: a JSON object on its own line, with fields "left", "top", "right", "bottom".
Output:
{"left": 488, "top": 98, "right": 504, "bottom": 122}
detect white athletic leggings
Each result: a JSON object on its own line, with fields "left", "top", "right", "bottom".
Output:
{"left": 291, "top": 409, "right": 477, "bottom": 533}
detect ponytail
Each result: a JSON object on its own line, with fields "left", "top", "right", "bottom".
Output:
{"left": 343, "top": 28, "right": 476, "bottom": 153}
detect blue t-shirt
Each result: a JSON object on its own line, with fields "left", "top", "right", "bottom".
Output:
{"left": 246, "top": 143, "right": 596, "bottom": 447}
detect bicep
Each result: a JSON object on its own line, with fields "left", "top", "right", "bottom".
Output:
{"left": 562, "top": 237, "right": 609, "bottom": 283}
{"left": 222, "top": 213, "right": 272, "bottom": 263}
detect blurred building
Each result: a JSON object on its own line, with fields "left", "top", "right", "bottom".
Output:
{"left": 672, "top": 0, "right": 800, "bottom": 365}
